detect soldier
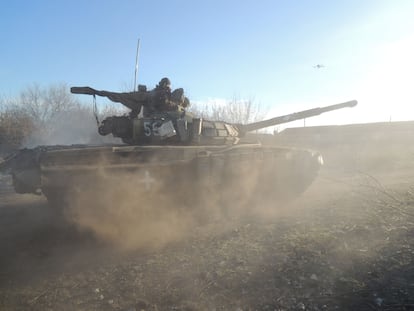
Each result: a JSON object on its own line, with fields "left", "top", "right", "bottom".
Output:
{"left": 159, "top": 77, "right": 171, "bottom": 89}
{"left": 151, "top": 77, "right": 172, "bottom": 111}
{"left": 149, "top": 77, "right": 190, "bottom": 115}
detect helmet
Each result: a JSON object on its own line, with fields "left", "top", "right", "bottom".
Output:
{"left": 159, "top": 77, "right": 171, "bottom": 88}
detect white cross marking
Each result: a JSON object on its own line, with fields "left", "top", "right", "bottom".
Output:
{"left": 140, "top": 170, "right": 156, "bottom": 190}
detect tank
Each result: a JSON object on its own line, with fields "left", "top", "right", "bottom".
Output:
{"left": 0, "top": 80, "right": 357, "bottom": 209}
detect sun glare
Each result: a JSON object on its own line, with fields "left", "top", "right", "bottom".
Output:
{"left": 354, "top": 35, "right": 414, "bottom": 123}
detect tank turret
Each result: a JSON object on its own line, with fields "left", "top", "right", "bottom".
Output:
{"left": 71, "top": 84, "right": 357, "bottom": 146}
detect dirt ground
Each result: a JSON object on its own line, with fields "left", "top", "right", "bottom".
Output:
{"left": 1, "top": 143, "right": 414, "bottom": 311}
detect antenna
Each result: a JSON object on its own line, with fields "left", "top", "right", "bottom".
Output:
{"left": 134, "top": 38, "right": 141, "bottom": 91}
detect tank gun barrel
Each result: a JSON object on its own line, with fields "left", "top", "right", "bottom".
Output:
{"left": 239, "top": 100, "right": 357, "bottom": 133}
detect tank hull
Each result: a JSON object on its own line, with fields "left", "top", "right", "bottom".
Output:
{"left": 4, "top": 144, "right": 323, "bottom": 207}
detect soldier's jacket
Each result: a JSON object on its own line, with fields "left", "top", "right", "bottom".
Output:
{"left": 146, "top": 87, "right": 188, "bottom": 116}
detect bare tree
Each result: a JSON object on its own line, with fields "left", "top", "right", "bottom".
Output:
{"left": 18, "top": 83, "right": 80, "bottom": 130}
{"left": 0, "top": 83, "right": 122, "bottom": 149}
{"left": 0, "top": 104, "right": 35, "bottom": 152}
{"left": 190, "top": 97, "right": 267, "bottom": 124}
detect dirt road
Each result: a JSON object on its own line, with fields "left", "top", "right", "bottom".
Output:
{"left": 1, "top": 148, "right": 414, "bottom": 310}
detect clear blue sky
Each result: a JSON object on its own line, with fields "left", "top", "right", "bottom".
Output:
{"left": 1, "top": 0, "right": 414, "bottom": 126}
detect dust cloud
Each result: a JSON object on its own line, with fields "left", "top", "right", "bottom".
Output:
{"left": 63, "top": 170, "right": 195, "bottom": 250}
{"left": 4, "top": 122, "right": 414, "bottom": 310}
{"left": 58, "top": 151, "right": 303, "bottom": 251}
{"left": 24, "top": 109, "right": 121, "bottom": 147}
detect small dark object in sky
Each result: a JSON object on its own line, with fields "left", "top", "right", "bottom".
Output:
{"left": 314, "top": 64, "right": 325, "bottom": 69}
